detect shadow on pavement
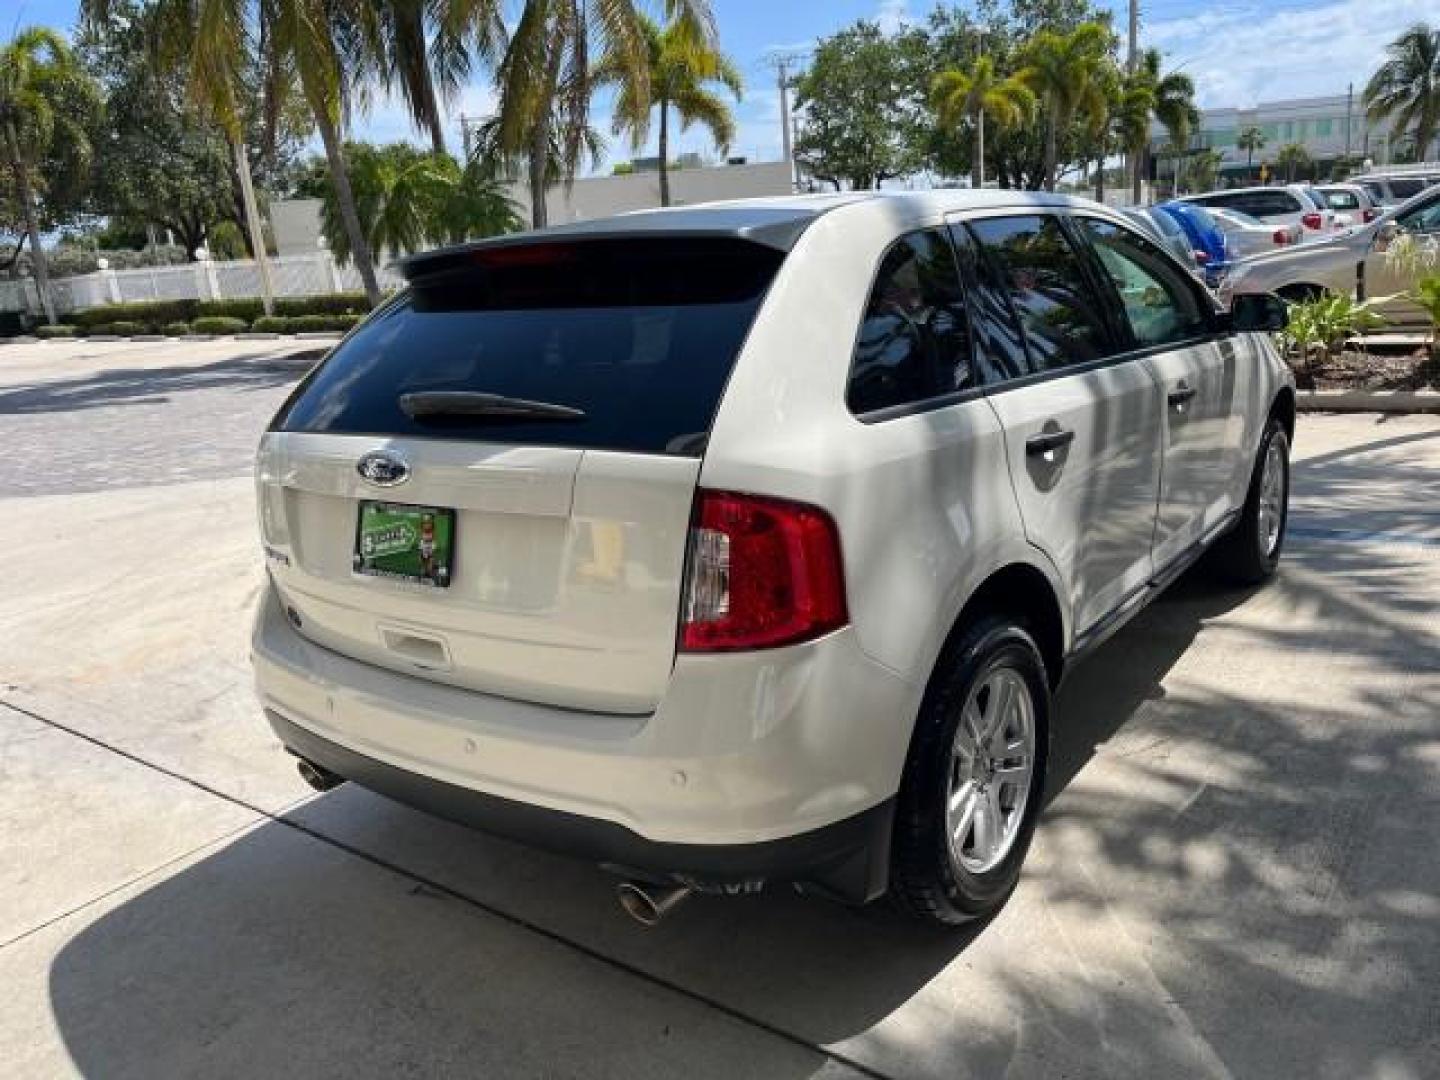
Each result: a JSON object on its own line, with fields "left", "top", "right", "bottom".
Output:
{"left": 43, "top": 430, "right": 1440, "bottom": 1078}
{"left": 0, "top": 350, "right": 324, "bottom": 416}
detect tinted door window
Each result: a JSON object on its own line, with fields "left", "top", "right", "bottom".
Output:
{"left": 966, "top": 215, "right": 1117, "bottom": 372}
{"left": 847, "top": 229, "right": 972, "bottom": 414}
{"left": 1397, "top": 192, "right": 1440, "bottom": 235}
{"left": 1390, "top": 178, "right": 1426, "bottom": 199}
{"left": 948, "top": 225, "right": 1030, "bottom": 387}
{"left": 274, "top": 238, "right": 783, "bottom": 455}
{"left": 1076, "top": 218, "right": 1212, "bottom": 347}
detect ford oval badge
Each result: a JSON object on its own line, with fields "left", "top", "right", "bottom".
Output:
{"left": 356, "top": 451, "right": 410, "bottom": 487}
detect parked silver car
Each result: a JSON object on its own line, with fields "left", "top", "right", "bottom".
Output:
{"left": 1208, "top": 207, "right": 1302, "bottom": 258}
{"left": 1224, "top": 182, "right": 1440, "bottom": 326}
{"left": 253, "top": 191, "right": 1295, "bottom": 926}
{"left": 1354, "top": 172, "right": 1440, "bottom": 208}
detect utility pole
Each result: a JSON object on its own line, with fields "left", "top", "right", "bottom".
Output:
{"left": 976, "top": 29, "right": 987, "bottom": 189}
{"left": 778, "top": 58, "right": 793, "bottom": 189}
{"left": 1127, "top": 0, "right": 1139, "bottom": 71}
{"left": 1344, "top": 83, "right": 1353, "bottom": 160}
{"left": 764, "top": 49, "right": 807, "bottom": 192}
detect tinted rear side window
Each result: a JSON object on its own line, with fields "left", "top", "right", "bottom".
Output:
{"left": 1390, "top": 178, "right": 1426, "bottom": 199}
{"left": 274, "top": 238, "right": 784, "bottom": 455}
{"left": 847, "top": 229, "right": 973, "bottom": 415}
{"left": 966, "top": 215, "right": 1117, "bottom": 372}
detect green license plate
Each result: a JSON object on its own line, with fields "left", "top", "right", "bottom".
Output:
{"left": 353, "top": 501, "right": 455, "bottom": 587}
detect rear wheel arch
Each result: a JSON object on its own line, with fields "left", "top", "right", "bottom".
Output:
{"left": 1270, "top": 385, "right": 1296, "bottom": 443}
{"left": 942, "top": 563, "right": 1067, "bottom": 692}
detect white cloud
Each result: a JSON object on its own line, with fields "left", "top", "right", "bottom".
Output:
{"left": 875, "top": 0, "right": 913, "bottom": 36}
{"left": 1144, "top": 0, "right": 1433, "bottom": 109}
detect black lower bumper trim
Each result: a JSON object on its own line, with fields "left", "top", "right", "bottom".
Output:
{"left": 267, "top": 710, "right": 894, "bottom": 904}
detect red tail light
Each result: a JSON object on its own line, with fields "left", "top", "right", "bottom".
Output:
{"left": 1272, "top": 228, "right": 1292, "bottom": 245}
{"left": 1193, "top": 250, "right": 1209, "bottom": 264}
{"left": 680, "top": 490, "right": 847, "bottom": 652}
{"left": 1363, "top": 208, "right": 1380, "bottom": 223}
{"left": 1302, "top": 212, "right": 1323, "bottom": 231}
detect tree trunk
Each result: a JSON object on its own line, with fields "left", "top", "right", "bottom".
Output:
{"left": 1044, "top": 117, "right": 1058, "bottom": 192}
{"left": 17, "top": 163, "right": 56, "bottom": 326}
{"left": 1131, "top": 139, "right": 1143, "bottom": 204}
{"left": 313, "top": 106, "right": 382, "bottom": 306}
{"left": 528, "top": 126, "right": 549, "bottom": 228}
{"left": 232, "top": 136, "right": 276, "bottom": 316}
{"left": 658, "top": 102, "right": 671, "bottom": 207}
{"left": 974, "top": 106, "right": 985, "bottom": 188}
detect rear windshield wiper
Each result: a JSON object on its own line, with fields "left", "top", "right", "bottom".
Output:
{"left": 398, "top": 391, "right": 586, "bottom": 422}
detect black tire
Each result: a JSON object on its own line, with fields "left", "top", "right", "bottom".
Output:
{"left": 1211, "top": 418, "right": 1290, "bottom": 586}
{"left": 890, "top": 616, "right": 1051, "bottom": 926}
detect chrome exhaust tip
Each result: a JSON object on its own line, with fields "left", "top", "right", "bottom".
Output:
{"left": 616, "top": 881, "right": 692, "bottom": 927}
{"left": 295, "top": 756, "right": 345, "bottom": 793}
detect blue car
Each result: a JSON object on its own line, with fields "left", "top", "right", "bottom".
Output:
{"left": 1154, "top": 201, "right": 1232, "bottom": 287}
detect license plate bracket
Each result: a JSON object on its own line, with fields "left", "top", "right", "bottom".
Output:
{"left": 353, "top": 501, "right": 455, "bottom": 588}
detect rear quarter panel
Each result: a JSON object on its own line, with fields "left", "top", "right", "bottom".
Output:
{"left": 700, "top": 202, "right": 1070, "bottom": 692}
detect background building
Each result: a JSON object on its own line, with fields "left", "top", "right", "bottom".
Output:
{"left": 1151, "top": 92, "right": 1404, "bottom": 186}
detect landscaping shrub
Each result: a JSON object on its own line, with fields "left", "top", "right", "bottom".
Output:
{"left": 250, "top": 315, "right": 289, "bottom": 334}
{"left": 195, "top": 297, "right": 266, "bottom": 322}
{"left": 163, "top": 321, "right": 191, "bottom": 336}
{"left": 189, "top": 316, "right": 248, "bottom": 335}
{"left": 36, "top": 324, "right": 77, "bottom": 339}
{"left": 72, "top": 299, "right": 198, "bottom": 330}
{"left": 287, "top": 313, "right": 362, "bottom": 333}
{"left": 274, "top": 292, "right": 370, "bottom": 318}
{"left": 72, "top": 293, "right": 373, "bottom": 334}
{"left": 86, "top": 320, "right": 144, "bottom": 336}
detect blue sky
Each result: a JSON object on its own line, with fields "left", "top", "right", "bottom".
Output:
{"left": 12, "top": 0, "right": 1435, "bottom": 167}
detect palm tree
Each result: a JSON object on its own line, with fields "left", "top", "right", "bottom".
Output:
{"left": 1127, "top": 48, "right": 1197, "bottom": 204}
{"left": 318, "top": 144, "right": 522, "bottom": 259}
{"left": 931, "top": 54, "right": 1035, "bottom": 189}
{"left": 374, "top": 0, "right": 505, "bottom": 154}
{"left": 1238, "top": 125, "right": 1266, "bottom": 181}
{"left": 85, "top": 0, "right": 387, "bottom": 307}
{"left": 1365, "top": 24, "right": 1440, "bottom": 163}
{"left": 1276, "top": 141, "right": 1310, "bottom": 183}
{"left": 482, "top": 0, "right": 714, "bottom": 228}
{"left": 1020, "top": 22, "right": 1112, "bottom": 192}
{"left": 599, "top": 14, "right": 741, "bottom": 207}
{"left": 0, "top": 28, "right": 102, "bottom": 325}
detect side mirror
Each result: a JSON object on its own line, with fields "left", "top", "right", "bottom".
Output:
{"left": 1229, "top": 292, "right": 1289, "bottom": 332}
{"left": 1373, "top": 220, "right": 1400, "bottom": 252}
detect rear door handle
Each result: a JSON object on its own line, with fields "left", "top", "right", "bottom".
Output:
{"left": 1169, "top": 382, "right": 1197, "bottom": 409}
{"left": 1025, "top": 428, "right": 1075, "bottom": 456}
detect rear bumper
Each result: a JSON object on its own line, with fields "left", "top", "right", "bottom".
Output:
{"left": 270, "top": 708, "right": 894, "bottom": 902}
{"left": 252, "top": 584, "right": 916, "bottom": 902}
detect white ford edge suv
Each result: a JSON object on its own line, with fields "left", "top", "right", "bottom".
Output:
{"left": 253, "top": 192, "right": 1295, "bottom": 926}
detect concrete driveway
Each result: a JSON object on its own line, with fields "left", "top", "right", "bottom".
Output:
{"left": 2, "top": 339, "right": 1438, "bottom": 1079}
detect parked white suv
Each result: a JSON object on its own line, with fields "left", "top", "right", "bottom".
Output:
{"left": 252, "top": 192, "right": 1296, "bottom": 926}
{"left": 1181, "top": 184, "right": 1336, "bottom": 240}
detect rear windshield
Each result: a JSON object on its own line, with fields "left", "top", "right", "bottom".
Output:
{"left": 1389, "top": 178, "right": 1426, "bottom": 199}
{"left": 273, "top": 238, "right": 784, "bottom": 454}
{"left": 1321, "top": 188, "right": 1360, "bottom": 210}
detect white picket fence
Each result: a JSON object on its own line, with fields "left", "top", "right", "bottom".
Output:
{"left": 0, "top": 252, "right": 406, "bottom": 318}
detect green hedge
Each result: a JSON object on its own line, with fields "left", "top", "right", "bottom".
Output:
{"left": 71, "top": 292, "right": 373, "bottom": 333}
{"left": 85, "top": 320, "right": 145, "bottom": 336}
{"left": 248, "top": 313, "right": 361, "bottom": 334}
{"left": 190, "top": 316, "right": 249, "bottom": 335}
{"left": 164, "top": 321, "right": 191, "bottom": 336}
{"left": 36, "top": 324, "right": 77, "bottom": 339}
